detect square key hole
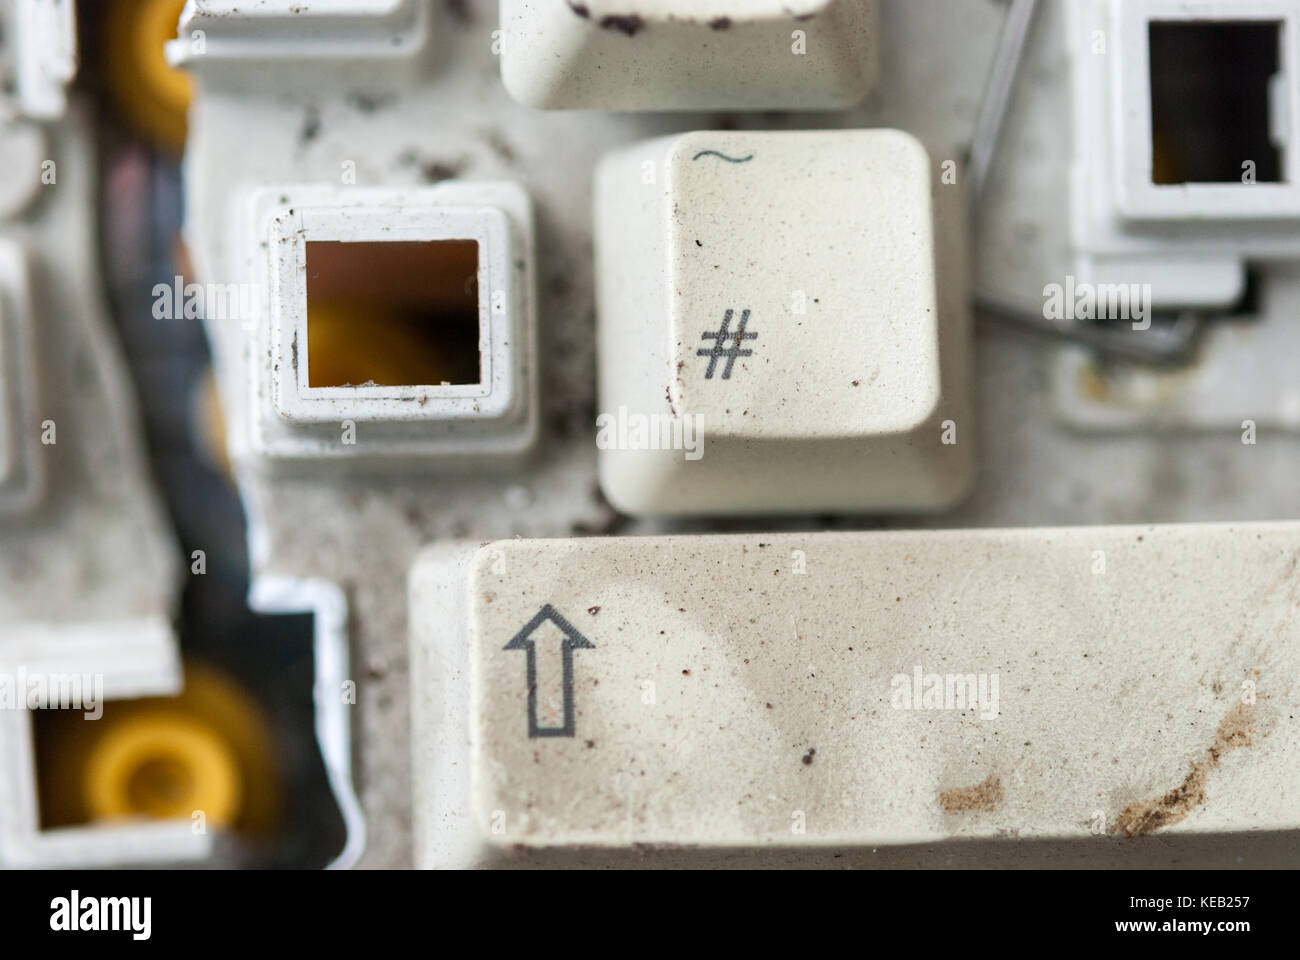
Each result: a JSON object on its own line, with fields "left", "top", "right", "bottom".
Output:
{"left": 1149, "top": 20, "right": 1285, "bottom": 185}
{"left": 305, "top": 240, "right": 482, "bottom": 388}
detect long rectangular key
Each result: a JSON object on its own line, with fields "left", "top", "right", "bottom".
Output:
{"left": 409, "top": 525, "right": 1300, "bottom": 868}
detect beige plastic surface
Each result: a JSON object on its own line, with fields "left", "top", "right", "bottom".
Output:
{"left": 594, "top": 129, "right": 973, "bottom": 515}
{"left": 500, "top": 0, "right": 878, "bottom": 111}
{"left": 410, "top": 523, "right": 1300, "bottom": 867}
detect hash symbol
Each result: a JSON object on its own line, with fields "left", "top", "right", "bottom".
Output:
{"left": 697, "top": 309, "right": 756, "bottom": 380}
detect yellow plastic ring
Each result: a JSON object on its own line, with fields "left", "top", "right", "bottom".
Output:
{"left": 83, "top": 712, "right": 243, "bottom": 826}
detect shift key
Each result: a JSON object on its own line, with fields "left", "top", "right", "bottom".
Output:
{"left": 409, "top": 526, "right": 1300, "bottom": 867}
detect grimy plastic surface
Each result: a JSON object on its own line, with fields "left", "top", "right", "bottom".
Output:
{"left": 410, "top": 523, "right": 1300, "bottom": 867}
{"left": 595, "top": 129, "right": 972, "bottom": 515}
{"left": 500, "top": 0, "right": 879, "bottom": 111}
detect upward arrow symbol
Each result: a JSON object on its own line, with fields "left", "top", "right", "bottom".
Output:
{"left": 503, "top": 604, "right": 595, "bottom": 738}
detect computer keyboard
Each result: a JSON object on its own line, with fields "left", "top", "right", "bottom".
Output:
{"left": 0, "top": 0, "right": 1297, "bottom": 877}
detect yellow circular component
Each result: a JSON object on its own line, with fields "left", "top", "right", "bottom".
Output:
{"left": 105, "top": 0, "right": 192, "bottom": 152}
{"left": 35, "top": 662, "right": 280, "bottom": 833}
{"left": 84, "top": 713, "right": 243, "bottom": 824}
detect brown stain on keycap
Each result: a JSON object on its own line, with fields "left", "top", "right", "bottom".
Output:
{"left": 939, "top": 775, "right": 1004, "bottom": 813}
{"left": 1112, "top": 702, "right": 1257, "bottom": 837}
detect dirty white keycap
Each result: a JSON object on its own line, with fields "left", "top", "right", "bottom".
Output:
{"left": 499, "top": 0, "right": 878, "bottom": 110}
{"left": 594, "top": 129, "right": 973, "bottom": 515}
{"left": 409, "top": 524, "right": 1300, "bottom": 868}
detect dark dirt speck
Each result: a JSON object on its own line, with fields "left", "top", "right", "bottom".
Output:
{"left": 298, "top": 107, "right": 321, "bottom": 145}
{"left": 600, "top": 14, "right": 645, "bottom": 36}
{"left": 420, "top": 159, "right": 466, "bottom": 183}
{"left": 445, "top": 0, "right": 472, "bottom": 24}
